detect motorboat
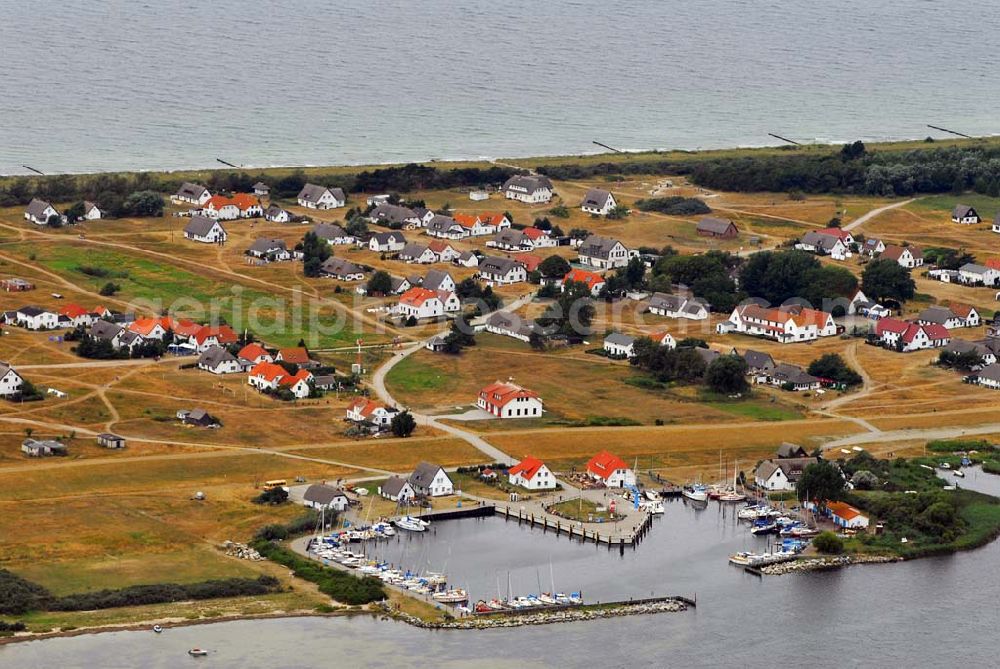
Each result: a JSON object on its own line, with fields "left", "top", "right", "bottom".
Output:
{"left": 940, "top": 462, "right": 951, "bottom": 469}
{"left": 644, "top": 490, "right": 661, "bottom": 502}
{"left": 395, "top": 517, "right": 427, "bottom": 532}
{"left": 641, "top": 500, "right": 665, "bottom": 515}
{"left": 188, "top": 649, "right": 209, "bottom": 657}
{"left": 728, "top": 551, "right": 760, "bottom": 566}
{"left": 432, "top": 589, "right": 469, "bottom": 604}
{"left": 683, "top": 484, "right": 709, "bottom": 502}
{"left": 750, "top": 520, "right": 779, "bottom": 535}
{"left": 152, "top": 625, "right": 163, "bottom": 633}
{"left": 372, "top": 522, "right": 396, "bottom": 537}
{"left": 719, "top": 491, "right": 747, "bottom": 503}
{"left": 954, "top": 469, "right": 966, "bottom": 478}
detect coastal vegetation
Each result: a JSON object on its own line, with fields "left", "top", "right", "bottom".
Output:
{"left": 249, "top": 541, "right": 385, "bottom": 606}
{"left": 739, "top": 250, "right": 857, "bottom": 307}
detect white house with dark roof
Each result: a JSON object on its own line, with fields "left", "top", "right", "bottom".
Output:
{"left": 82, "top": 201, "right": 103, "bottom": 221}
{"left": 477, "top": 256, "right": 527, "bottom": 285}
{"left": 253, "top": 182, "right": 270, "bottom": 197}
{"left": 455, "top": 250, "right": 480, "bottom": 268}
{"left": 976, "top": 364, "right": 1000, "bottom": 390}
{"left": 952, "top": 204, "right": 980, "bottom": 225}
{"left": 578, "top": 235, "right": 633, "bottom": 269}
{"left": 173, "top": 182, "right": 211, "bottom": 206}
{"left": 297, "top": 184, "right": 345, "bottom": 209}
{"left": 398, "top": 243, "right": 438, "bottom": 264}
{"left": 0, "top": 361, "right": 25, "bottom": 397}
{"left": 425, "top": 215, "right": 467, "bottom": 240}
{"left": 603, "top": 332, "right": 636, "bottom": 358}
{"left": 647, "top": 293, "right": 709, "bottom": 320}
{"left": 197, "top": 345, "right": 243, "bottom": 374}
{"left": 264, "top": 205, "right": 292, "bottom": 223}
{"left": 503, "top": 175, "right": 554, "bottom": 203}
{"left": 408, "top": 462, "right": 454, "bottom": 497}
{"left": 24, "top": 198, "right": 59, "bottom": 225}
{"left": 370, "top": 203, "right": 422, "bottom": 229}
{"left": 311, "top": 222, "right": 353, "bottom": 245}
{"left": 754, "top": 457, "right": 819, "bottom": 491}
{"left": 247, "top": 237, "right": 291, "bottom": 261}
{"left": 379, "top": 476, "right": 416, "bottom": 502}
{"left": 368, "top": 231, "right": 407, "bottom": 253}
{"left": 580, "top": 188, "right": 617, "bottom": 216}
{"left": 880, "top": 244, "right": 923, "bottom": 268}
{"left": 320, "top": 257, "right": 366, "bottom": 281}
{"left": 796, "top": 231, "right": 851, "bottom": 260}
{"left": 184, "top": 215, "right": 227, "bottom": 243}
{"left": 485, "top": 311, "right": 535, "bottom": 342}
{"left": 303, "top": 484, "right": 350, "bottom": 512}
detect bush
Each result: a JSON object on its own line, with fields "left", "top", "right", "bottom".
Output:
{"left": 813, "top": 531, "right": 844, "bottom": 554}
{"left": 251, "top": 541, "right": 385, "bottom": 605}
{"left": 255, "top": 524, "right": 290, "bottom": 542}
{"left": 253, "top": 487, "right": 289, "bottom": 505}
{"left": 99, "top": 281, "right": 121, "bottom": 296}
{"left": 0, "top": 569, "right": 51, "bottom": 615}
{"left": 634, "top": 196, "right": 710, "bottom": 215}
{"left": 50, "top": 576, "right": 280, "bottom": 611}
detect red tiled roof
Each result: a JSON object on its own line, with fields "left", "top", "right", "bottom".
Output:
{"left": 949, "top": 302, "right": 975, "bottom": 319}
{"left": 986, "top": 258, "right": 1000, "bottom": 271}
{"left": 522, "top": 227, "right": 547, "bottom": 240}
{"left": 348, "top": 397, "right": 386, "bottom": 418}
{"left": 509, "top": 456, "right": 546, "bottom": 481}
{"left": 478, "top": 380, "right": 539, "bottom": 408}
{"left": 205, "top": 193, "right": 260, "bottom": 212}
{"left": 278, "top": 347, "right": 311, "bottom": 364}
{"left": 826, "top": 500, "right": 865, "bottom": 521}
{"left": 279, "top": 369, "right": 312, "bottom": 387}
{"left": 238, "top": 343, "right": 270, "bottom": 361}
{"left": 249, "top": 361, "right": 287, "bottom": 383}
{"left": 427, "top": 240, "right": 453, "bottom": 253}
{"left": 194, "top": 324, "right": 238, "bottom": 345}
{"left": 563, "top": 268, "right": 605, "bottom": 291}
{"left": 128, "top": 317, "right": 162, "bottom": 336}
{"left": 586, "top": 451, "right": 629, "bottom": 480}
{"left": 875, "top": 317, "right": 910, "bottom": 335}
{"left": 517, "top": 254, "right": 543, "bottom": 273}
{"left": 921, "top": 323, "right": 950, "bottom": 341}
{"left": 59, "top": 303, "right": 90, "bottom": 318}
{"left": 399, "top": 287, "right": 440, "bottom": 307}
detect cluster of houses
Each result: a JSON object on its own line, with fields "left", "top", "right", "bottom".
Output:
{"left": 195, "top": 341, "right": 329, "bottom": 400}
{"left": 930, "top": 258, "right": 1000, "bottom": 287}
{"left": 949, "top": 203, "right": 1000, "bottom": 234}
{"left": 870, "top": 302, "right": 981, "bottom": 353}
{"left": 717, "top": 303, "right": 838, "bottom": 344}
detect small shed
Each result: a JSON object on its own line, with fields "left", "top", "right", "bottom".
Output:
{"left": 97, "top": 433, "right": 126, "bottom": 449}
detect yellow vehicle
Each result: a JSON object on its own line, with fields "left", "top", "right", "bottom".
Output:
{"left": 263, "top": 479, "right": 287, "bottom": 490}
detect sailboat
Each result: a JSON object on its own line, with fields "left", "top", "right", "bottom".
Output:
{"left": 720, "top": 459, "right": 746, "bottom": 502}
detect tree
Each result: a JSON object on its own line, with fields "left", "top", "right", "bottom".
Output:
{"left": 344, "top": 217, "right": 368, "bottom": 237}
{"left": 367, "top": 270, "right": 392, "bottom": 296}
{"left": 807, "top": 353, "right": 862, "bottom": 387}
{"left": 861, "top": 259, "right": 915, "bottom": 303}
{"left": 301, "top": 231, "right": 331, "bottom": 278}
{"left": 605, "top": 205, "right": 630, "bottom": 220}
{"left": 442, "top": 316, "right": 476, "bottom": 354}
{"left": 740, "top": 250, "right": 856, "bottom": 306}
{"left": 122, "top": 190, "right": 164, "bottom": 217}
{"left": 46, "top": 213, "right": 62, "bottom": 228}
{"left": 99, "top": 282, "right": 121, "bottom": 297}
{"left": 840, "top": 140, "right": 866, "bottom": 161}
{"left": 64, "top": 201, "right": 85, "bottom": 222}
{"left": 851, "top": 470, "right": 879, "bottom": 490}
{"left": 538, "top": 254, "right": 571, "bottom": 279}
{"left": 813, "top": 531, "right": 844, "bottom": 554}
{"left": 390, "top": 411, "right": 416, "bottom": 438}
{"left": 634, "top": 196, "right": 710, "bottom": 215}
{"left": 253, "top": 487, "right": 289, "bottom": 505}
{"left": 938, "top": 349, "right": 982, "bottom": 371}
{"left": 796, "top": 461, "right": 845, "bottom": 503}
{"left": 705, "top": 355, "right": 749, "bottom": 394}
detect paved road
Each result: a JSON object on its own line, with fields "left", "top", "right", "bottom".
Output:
{"left": 822, "top": 422, "right": 1000, "bottom": 451}
{"left": 843, "top": 198, "right": 915, "bottom": 231}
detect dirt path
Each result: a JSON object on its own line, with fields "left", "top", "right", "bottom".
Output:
{"left": 842, "top": 198, "right": 916, "bottom": 231}
{"left": 813, "top": 342, "right": 881, "bottom": 433}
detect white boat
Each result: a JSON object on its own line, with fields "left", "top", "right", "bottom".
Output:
{"left": 395, "top": 517, "right": 427, "bottom": 532}
{"left": 432, "top": 588, "right": 469, "bottom": 603}
{"left": 640, "top": 500, "right": 665, "bottom": 515}
{"left": 940, "top": 462, "right": 951, "bottom": 469}
{"left": 719, "top": 492, "right": 747, "bottom": 502}
{"left": 644, "top": 490, "right": 661, "bottom": 502}
{"left": 188, "top": 648, "right": 209, "bottom": 657}
{"left": 424, "top": 571, "right": 447, "bottom": 585}
{"left": 683, "top": 484, "right": 708, "bottom": 502}
{"left": 152, "top": 625, "right": 163, "bottom": 633}
{"left": 372, "top": 521, "right": 396, "bottom": 536}
{"left": 538, "top": 593, "right": 558, "bottom": 605}
{"left": 953, "top": 469, "right": 966, "bottom": 478}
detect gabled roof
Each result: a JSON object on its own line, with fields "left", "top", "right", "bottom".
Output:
{"left": 128, "top": 317, "right": 164, "bottom": 336}
{"left": 347, "top": 397, "right": 396, "bottom": 418}
{"left": 427, "top": 215, "right": 464, "bottom": 234}
{"left": 321, "top": 257, "right": 365, "bottom": 276}
{"left": 578, "top": 235, "right": 625, "bottom": 259}
{"left": 248, "top": 237, "right": 287, "bottom": 254}
{"left": 479, "top": 256, "right": 522, "bottom": 275}
{"left": 184, "top": 214, "right": 222, "bottom": 237}
{"left": 581, "top": 188, "right": 614, "bottom": 208}
{"left": 370, "top": 231, "right": 406, "bottom": 245}
{"left": 400, "top": 242, "right": 431, "bottom": 258}
{"left": 399, "top": 287, "right": 440, "bottom": 307}
{"left": 977, "top": 364, "right": 1000, "bottom": 382}
{"left": 238, "top": 343, "right": 271, "bottom": 362}
{"left": 826, "top": 500, "right": 865, "bottom": 521}
{"left": 90, "top": 320, "right": 124, "bottom": 340}
{"left": 298, "top": 183, "right": 345, "bottom": 203}
{"left": 814, "top": 227, "right": 852, "bottom": 241}
{"left": 952, "top": 204, "right": 978, "bottom": 218}
{"left": 381, "top": 475, "right": 411, "bottom": 497}
{"left": 604, "top": 332, "right": 635, "bottom": 347}
{"left": 198, "top": 345, "right": 237, "bottom": 368}
{"left": 312, "top": 222, "right": 350, "bottom": 241}
{"left": 478, "top": 380, "right": 540, "bottom": 408}
{"left": 205, "top": 193, "right": 260, "bottom": 212}
{"left": 696, "top": 217, "right": 737, "bottom": 234}
{"left": 509, "top": 456, "right": 547, "bottom": 480}
{"left": 586, "top": 451, "right": 629, "bottom": 479}
{"left": 423, "top": 269, "right": 453, "bottom": 291}
{"left": 59, "top": 303, "right": 91, "bottom": 319}
{"left": 249, "top": 361, "right": 288, "bottom": 382}
{"left": 176, "top": 182, "right": 209, "bottom": 199}
{"left": 743, "top": 349, "right": 775, "bottom": 370}
{"left": 26, "top": 198, "right": 54, "bottom": 218}
{"left": 193, "top": 324, "right": 238, "bottom": 346}
{"left": 409, "top": 461, "right": 448, "bottom": 488}
{"left": 370, "top": 203, "right": 418, "bottom": 224}
{"left": 917, "top": 306, "right": 955, "bottom": 325}
{"left": 881, "top": 244, "right": 921, "bottom": 262}
{"left": 304, "top": 484, "right": 347, "bottom": 505}
{"left": 427, "top": 240, "right": 455, "bottom": 254}
{"left": 504, "top": 175, "right": 553, "bottom": 192}
{"left": 277, "top": 347, "right": 311, "bottom": 364}
{"left": 563, "top": 268, "right": 605, "bottom": 291}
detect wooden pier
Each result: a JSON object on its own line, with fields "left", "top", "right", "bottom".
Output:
{"left": 494, "top": 504, "right": 656, "bottom": 550}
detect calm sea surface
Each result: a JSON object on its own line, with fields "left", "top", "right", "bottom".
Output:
{"left": 2, "top": 1, "right": 1000, "bottom": 175}
{"left": 3, "top": 468, "right": 999, "bottom": 668}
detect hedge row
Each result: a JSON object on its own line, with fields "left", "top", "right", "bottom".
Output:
{"left": 250, "top": 540, "right": 385, "bottom": 606}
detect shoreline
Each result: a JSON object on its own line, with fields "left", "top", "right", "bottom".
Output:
{"left": 3, "top": 134, "right": 998, "bottom": 180}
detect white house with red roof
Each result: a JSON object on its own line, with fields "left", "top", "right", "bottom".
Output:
{"left": 562, "top": 268, "right": 606, "bottom": 296}
{"left": 521, "top": 227, "right": 556, "bottom": 249}
{"left": 427, "top": 240, "right": 461, "bottom": 263}
{"left": 824, "top": 501, "right": 870, "bottom": 529}
{"left": 508, "top": 456, "right": 556, "bottom": 490}
{"left": 237, "top": 343, "right": 273, "bottom": 367}
{"left": 58, "top": 304, "right": 98, "bottom": 328}
{"left": 586, "top": 451, "right": 635, "bottom": 488}
{"left": 346, "top": 398, "right": 399, "bottom": 428}
{"left": 720, "top": 304, "right": 837, "bottom": 343}
{"left": 247, "top": 361, "right": 313, "bottom": 399}
{"left": 397, "top": 287, "right": 444, "bottom": 320}
{"left": 202, "top": 194, "right": 263, "bottom": 220}
{"left": 127, "top": 317, "right": 168, "bottom": 340}
{"left": 814, "top": 227, "right": 855, "bottom": 245}
{"left": 477, "top": 380, "right": 543, "bottom": 419}
{"left": 193, "top": 325, "right": 239, "bottom": 352}
{"left": 874, "top": 318, "right": 951, "bottom": 352}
